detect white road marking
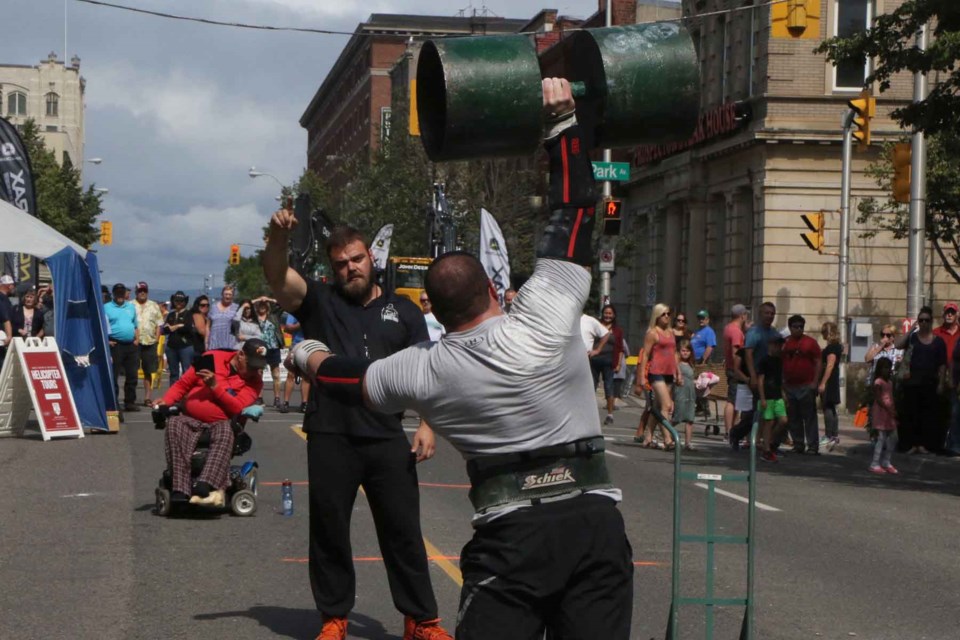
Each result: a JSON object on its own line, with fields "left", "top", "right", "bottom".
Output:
{"left": 61, "top": 493, "right": 98, "bottom": 498}
{"left": 605, "top": 449, "right": 628, "bottom": 459}
{"left": 693, "top": 482, "right": 782, "bottom": 512}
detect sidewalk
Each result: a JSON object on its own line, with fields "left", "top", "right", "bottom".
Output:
{"left": 606, "top": 391, "right": 959, "bottom": 468}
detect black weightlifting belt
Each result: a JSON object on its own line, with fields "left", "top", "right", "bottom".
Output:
{"left": 466, "top": 436, "right": 613, "bottom": 514}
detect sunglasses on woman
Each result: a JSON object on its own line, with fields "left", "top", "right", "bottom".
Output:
{"left": 881, "top": 332, "right": 893, "bottom": 338}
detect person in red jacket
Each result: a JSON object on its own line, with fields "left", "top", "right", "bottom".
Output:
{"left": 157, "top": 338, "right": 266, "bottom": 507}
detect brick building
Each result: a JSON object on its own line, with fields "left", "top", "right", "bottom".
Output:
{"left": 611, "top": 0, "right": 942, "bottom": 349}
{"left": 300, "top": 14, "right": 527, "bottom": 187}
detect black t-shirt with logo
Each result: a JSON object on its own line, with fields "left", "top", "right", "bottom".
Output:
{"left": 757, "top": 354, "right": 783, "bottom": 399}
{"left": 294, "top": 278, "right": 429, "bottom": 438}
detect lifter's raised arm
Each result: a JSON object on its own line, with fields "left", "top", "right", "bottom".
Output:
{"left": 264, "top": 207, "right": 308, "bottom": 312}
{"left": 536, "top": 78, "right": 599, "bottom": 267}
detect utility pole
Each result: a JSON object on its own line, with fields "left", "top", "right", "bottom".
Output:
{"left": 906, "top": 24, "right": 928, "bottom": 320}
{"left": 598, "top": 0, "right": 613, "bottom": 312}
{"left": 838, "top": 110, "right": 854, "bottom": 408}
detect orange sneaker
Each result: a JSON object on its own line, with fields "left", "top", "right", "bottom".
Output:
{"left": 403, "top": 616, "right": 453, "bottom": 640}
{"left": 315, "top": 616, "right": 348, "bottom": 640}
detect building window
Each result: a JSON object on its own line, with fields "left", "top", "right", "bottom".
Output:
{"left": 833, "top": 0, "right": 873, "bottom": 90}
{"left": 7, "top": 91, "right": 27, "bottom": 116}
{"left": 46, "top": 92, "right": 59, "bottom": 117}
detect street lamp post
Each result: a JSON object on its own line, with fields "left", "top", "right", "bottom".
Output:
{"left": 248, "top": 166, "right": 285, "bottom": 193}
{"left": 93, "top": 187, "right": 109, "bottom": 194}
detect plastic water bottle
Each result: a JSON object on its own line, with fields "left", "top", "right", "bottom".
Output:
{"left": 281, "top": 479, "right": 294, "bottom": 516}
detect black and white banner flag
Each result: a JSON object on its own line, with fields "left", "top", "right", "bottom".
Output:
{"left": 0, "top": 117, "right": 38, "bottom": 287}
{"left": 479, "top": 208, "right": 510, "bottom": 304}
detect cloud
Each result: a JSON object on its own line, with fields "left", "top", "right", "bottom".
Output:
{"left": 96, "top": 199, "right": 269, "bottom": 291}
{"left": 87, "top": 64, "right": 298, "bottom": 168}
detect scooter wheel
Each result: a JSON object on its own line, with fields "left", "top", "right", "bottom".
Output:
{"left": 231, "top": 490, "right": 257, "bottom": 517}
{"left": 155, "top": 488, "right": 171, "bottom": 516}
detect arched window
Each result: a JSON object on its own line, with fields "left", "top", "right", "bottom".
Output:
{"left": 46, "top": 92, "right": 59, "bottom": 117}
{"left": 7, "top": 91, "right": 27, "bottom": 116}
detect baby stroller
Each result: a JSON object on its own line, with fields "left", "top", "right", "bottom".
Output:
{"left": 152, "top": 404, "right": 260, "bottom": 517}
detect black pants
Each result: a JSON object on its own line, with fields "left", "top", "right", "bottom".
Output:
{"left": 110, "top": 341, "right": 138, "bottom": 407}
{"left": 900, "top": 383, "right": 943, "bottom": 451}
{"left": 306, "top": 433, "right": 437, "bottom": 621}
{"left": 457, "top": 494, "right": 633, "bottom": 640}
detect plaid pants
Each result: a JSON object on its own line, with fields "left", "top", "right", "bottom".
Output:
{"left": 164, "top": 415, "right": 234, "bottom": 494}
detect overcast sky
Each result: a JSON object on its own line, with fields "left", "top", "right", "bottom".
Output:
{"left": 6, "top": 0, "right": 614, "bottom": 296}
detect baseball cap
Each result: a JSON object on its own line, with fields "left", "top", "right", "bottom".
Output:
{"left": 730, "top": 303, "right": 746, "bottom": 317}
{"left": 944, "top": 302, "right": 958, "bottom": 313}
{"left": 241, "top": 338, "right": 268, "bottom": 369}
{"left": 136, "top": 281, "right": 149, "bottom": 292}
{"left": 0, "top": 275, "right": 14, "bottom": 286}
{"left": 697, "top": 309, "right": 709, "bottom": 319}
{"left": 112, "top": 283, "right": 127, "bottom": 295}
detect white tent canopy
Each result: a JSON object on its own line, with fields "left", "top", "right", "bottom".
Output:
{"left": 1, "top": 198, "right": 87, "bottom": 260}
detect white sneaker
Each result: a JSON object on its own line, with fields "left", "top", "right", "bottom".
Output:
{"left": 195, "top": 489, "right": 225, "bottom": 508}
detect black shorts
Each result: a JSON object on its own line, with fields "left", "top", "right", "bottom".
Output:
{"left": 457, "top": 494, "right": 633, "bottom": 639}
{"left": 649, "top": 373, "right": 674, "bottom": 385}
{"left": 139, "top": 344, "right": 159, "bottom": 376}
{"left": 266, "top": 347, "right": 282, "bottom": 367}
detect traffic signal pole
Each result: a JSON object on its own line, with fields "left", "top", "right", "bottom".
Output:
{"left": 598, "top": 0, "right": 613, "bottom": 312}
{"left": 906, "top": 24, "right": 928, "bottom": 320}
{"left": 838, "top": 109, "right": 854, "bottom": 408}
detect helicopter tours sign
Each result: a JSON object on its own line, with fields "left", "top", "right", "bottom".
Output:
{"left": 0, "top": 337, "right": 83, "bottom": 440}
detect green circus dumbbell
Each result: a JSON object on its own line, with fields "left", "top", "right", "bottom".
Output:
{"left": 415, "top": 23, "right": 701, "bottom": 162}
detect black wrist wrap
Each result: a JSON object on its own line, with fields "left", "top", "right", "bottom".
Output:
{"left": 537, "top": 124, "right": 598, "bottom": 266}
{"left": 316, "top": 357, "right": 371, "bottom": 406}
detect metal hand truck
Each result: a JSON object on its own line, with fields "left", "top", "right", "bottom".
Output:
{"left": 650, "top": 403, "right": 758, "bottom": 640}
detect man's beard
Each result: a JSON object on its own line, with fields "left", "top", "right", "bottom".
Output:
{"left": 338, "top": 271, "right": 374, "bottom": 301}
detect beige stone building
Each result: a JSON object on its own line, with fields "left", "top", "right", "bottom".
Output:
{"left": 613, "top": 0, "right": 947, "bottom": 347}
{"left": 0, "top": 52, "right": 86, "bottom": 168}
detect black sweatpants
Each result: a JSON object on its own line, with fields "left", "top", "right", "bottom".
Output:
{"left": 110, "top": 341, "right": 138, "bottom": 407}
{"left": 900, "top": 383, "right": 943, "bottom": 452}
{"left": 457, "top": 494, "right": 634, "bottom": 640}
{"left": 306, "top": 432, "right": 437, "bottom": 621}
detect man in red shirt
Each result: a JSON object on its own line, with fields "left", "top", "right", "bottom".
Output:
{"left": 157, "top": 339, "right": 266, "bottom": 506}
{"left": 934, "top": 302, "right": 960, "bottom": 367}
{"left": 722, "top": 304, "right": 749, "bottom": 436}
{"left": 782, "top": 315, "right": 822, "bottom": 453}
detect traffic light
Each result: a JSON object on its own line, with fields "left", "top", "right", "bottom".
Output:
{"left": 800, "top": 212, "right": 824, "bottom": 252}
{"left": 848, "top": 90, "right": 875, "bottom": 149}
{"left": 891, "top": 142, "right": 912, "bottom": 204}
{"left": 229, "top": 244, "right": 241, "bottom": 265}
{"left": 99, "top": 220, "right": 112, "bottom": 246}
{"left": 602, "top": 199, "right": 623, "bottom": 236}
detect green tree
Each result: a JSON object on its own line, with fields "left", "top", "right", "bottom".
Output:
{"left": 326, "top": 103, "right": 546, "bottom": 280}
{"left": 20, "top": 119, "right": 103, "bottom": 247}
{"left": 820, "top": 2, "right": 960, "bottom": 280}
{"left": 224, "top": 251, "right": 269, "bottom": 300}
{"left": 816, "top": 1, "right": 960, "bottom": 136}
{"left": 856, "top": 130, "right": 960, "bottom": 283}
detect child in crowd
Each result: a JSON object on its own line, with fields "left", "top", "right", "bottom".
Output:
{"left": 674, "top": 339, "right": 697, "bottom": 451}
{"left": 757, "top": 334, "right": 788, "bottom": 462}
{"left": 869, "top": 357, "right": 899, "bottom": 474}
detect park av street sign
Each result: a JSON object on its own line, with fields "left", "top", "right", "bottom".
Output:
{"left": 592, "top": 161, "right": 631, "bottom": 182}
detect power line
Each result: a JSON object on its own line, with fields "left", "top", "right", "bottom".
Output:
{"left": 74, "top": 0, "right": 359, "bottom": 37}
{"left": 73, "top": 0, "right": 790, "bottom": 38}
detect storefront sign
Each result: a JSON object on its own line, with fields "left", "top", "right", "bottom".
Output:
{"left": 633, "top": 101, "right": 752, "bottom": 167}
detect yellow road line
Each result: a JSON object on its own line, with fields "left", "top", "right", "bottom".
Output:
{"left": 422, "top": 537, "right": 463, "bottom": 586}
{"left": 289, "top": 423, "right": 463, "bottom": 586}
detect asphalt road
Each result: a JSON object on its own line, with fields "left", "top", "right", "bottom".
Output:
{"left": 1, "top": 389, "right": 958, "bottom": 640}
